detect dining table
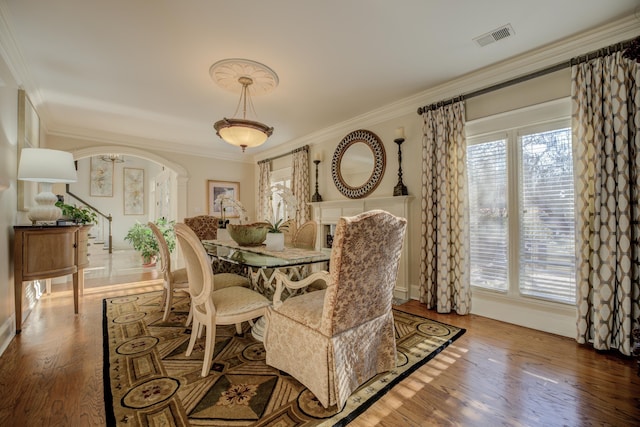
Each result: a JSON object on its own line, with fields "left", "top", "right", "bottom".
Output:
{"left": 202, "top": 239, "right": 331, "bottom": 294}
{"left": 202, "top": 239, "right": 331, "bottom": 340}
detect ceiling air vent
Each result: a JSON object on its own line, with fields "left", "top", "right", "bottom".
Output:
{"left": 473, "top": 24, "right": 515, "bottom": 47}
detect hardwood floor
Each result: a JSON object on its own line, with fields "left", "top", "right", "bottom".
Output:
{"left": 0, "top": 253, "right": 638, "bottom": 426}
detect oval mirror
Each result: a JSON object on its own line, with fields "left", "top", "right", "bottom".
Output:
{"left": 331, "top": 129, "right": 386, "bottom": 199}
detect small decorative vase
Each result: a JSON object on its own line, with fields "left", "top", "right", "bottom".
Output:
{"left": 265, "top": 232, "right": 285, "bottom": 251}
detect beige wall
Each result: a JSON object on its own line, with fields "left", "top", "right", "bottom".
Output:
{"left": 158, "top": 150, "right": 256, "bottom": 220}
{"left": 466, "top": 68, "right": 571, "bottom": 120}
{"left": 289, "top": 67, "right": 572, "bottom": 301}
{"left": 0, "top": 53, "right": 19, "bottom": 353}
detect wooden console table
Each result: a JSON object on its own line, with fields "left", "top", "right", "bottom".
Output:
{"left": 13, "top": 224, "right": 90, "bottom": 333}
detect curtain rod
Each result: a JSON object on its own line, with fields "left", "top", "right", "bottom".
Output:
{"left": 257, "top": 145, "right": 309, "bottom": 164}
{"left": 417, "top": 35, "right": 639, "bottom": 115}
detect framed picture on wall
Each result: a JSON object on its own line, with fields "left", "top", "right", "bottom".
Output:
{"left": 207, "top": 180, "right": 239, "bottom": 217}
{"left": 123, "top": 167, "right": 144, "bottom": 215}
{"left": 90, "top": 156, "right": 114, "bottom": 197}
{"left": 17, "top": 89, "right": 40, "bottom": 212}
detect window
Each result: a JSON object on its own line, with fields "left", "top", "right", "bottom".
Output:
{"left": 467, "top": 138, "right": 508, "bottom": 292}
{"left": 467, "top": 119, "right": 575, "bottom": 305}
{"left": 269, "top": 167, "right": 291, "bottom": 220}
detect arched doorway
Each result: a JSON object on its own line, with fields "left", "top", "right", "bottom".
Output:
{"left": 69, "top": 146, "right": 188, "bottom": 249}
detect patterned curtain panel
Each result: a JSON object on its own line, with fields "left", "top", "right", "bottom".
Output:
{"left": 291, "top": 149, "right": 310, "bottom": 225}
{"left": 420, "top": 101, "right": 471, "bottom": 314}
{"left": 572, "top": 51, "right": 640, "bottom": 356}
{"left": 258, "top": 161, "right": 271, "bottom": 223}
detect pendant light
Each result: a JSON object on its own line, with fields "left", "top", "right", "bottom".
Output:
{"left": 210, "top": 59, "right": 278, "bottom": 152}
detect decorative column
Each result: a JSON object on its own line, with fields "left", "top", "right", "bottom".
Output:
{"left": 393, "top": 127, "right": 408, "bottom": 196}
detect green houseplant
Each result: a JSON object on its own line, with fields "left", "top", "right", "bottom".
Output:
{"left": 55, "top": 201, "right": 98, "bottom": 224}
{"left": 125, "top": 218, "right": 176, "bottom": 265}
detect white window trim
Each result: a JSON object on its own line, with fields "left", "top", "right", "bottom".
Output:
{"left": 466, "top": 97, "right": 577, "bottom": 338}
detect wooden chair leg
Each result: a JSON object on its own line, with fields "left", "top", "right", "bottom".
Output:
{"left": 185, "top": 304, "right": 193, "bottom": 326}
{"left": 185, "top": 318, "right": 200, "bottom": 356}
{"left": 201, "top": 324, "right": 216, "bottom": 377}
{"left": 162, "top": 289, "right": 173, "bottom": 322}
{"left": 159, "top": 287, "right": 168, "bottom": 313}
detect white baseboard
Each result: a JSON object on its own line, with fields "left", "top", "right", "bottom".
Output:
{"left": 408, "top": 284, "right": 576, "bottom": 338}
{"left": 393, "top": 283, "right": 409, "bottom": 302}
{"left": 0, "top": 314, "right": 15, "bottom": 357}
{"left": 471, "top": 290, "right": 576, "bottom": 337}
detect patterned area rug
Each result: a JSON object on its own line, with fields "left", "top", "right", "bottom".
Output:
{"left": 103, "top": 291, "right": 465, "bottom": 426}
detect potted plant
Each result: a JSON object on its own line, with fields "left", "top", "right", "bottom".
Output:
{"left": 264, "top": 184, "right": 297, "bottom": 251}
{"left": 125, "top": 218, "right": 176, "bottom": 266}
{"left": 55, "top": 201, "right": 98, "bottom": 224}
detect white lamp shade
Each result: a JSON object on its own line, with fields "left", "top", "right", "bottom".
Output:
{"left": 18, "top": 148, "right": 78, "bottom": 183}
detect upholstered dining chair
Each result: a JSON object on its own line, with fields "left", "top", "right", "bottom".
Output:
{"left": 281, "top": 219, "right": 297, "bottom": 247}
{"left": 185, "top": 214, "right": 249, "bottom": 276}
{"left": 263, "top": 210, "right": 407, "bottom": 409}
{"left": 292, "top": 220, "right": 317, "bottom": 249}
{"left": 174, "top": 223, "right": 271, "bottom": 377}
{"left": 149, "top": 221, "right": 190, "bottom": 322}
{"left": 184, "top": 215, "right": 218, "bottom": 240}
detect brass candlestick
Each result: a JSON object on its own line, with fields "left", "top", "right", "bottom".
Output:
{"left": 393, "top": 137, "right": 408, "bottom": 196}
{"left": 311, "top": 159, "right": 323, "bottom": 202}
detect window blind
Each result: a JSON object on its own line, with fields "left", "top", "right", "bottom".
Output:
{"left": 518, "top": 128, "right": 575, "bottom": 303}
{"left": 467, "top": 139, "right": 509, "bottom": 291}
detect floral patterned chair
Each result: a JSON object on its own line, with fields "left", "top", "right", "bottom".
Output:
{"left": 185, "top": 215, "right": 248, "bottom": 276}
{"left": 175, "top": 223, "right": 270, "bottom": 377}
{"left": 184, "top": 215, "right": 218, "bottom": 240}
{"left": 263, "top": 210, "right": 407, "bottom": 409}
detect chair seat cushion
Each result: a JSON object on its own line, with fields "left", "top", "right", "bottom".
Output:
{"left": 172, "top": 268, "right": 189, "bottom": 284}
{"left": 275, "top": 289, "right": 326, "bottom": 330}
{"left": 214, "top": 273, "right": 251, "bottom": 289}
{"left": 211, "top": 286, "right": 270, "bottom": 317}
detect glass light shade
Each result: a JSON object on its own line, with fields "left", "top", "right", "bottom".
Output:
{"left": 18, "top": 148, "right": 77, "bottom": 223}
{"left": 214, "top": 118, "right": 273, "bottom": 152}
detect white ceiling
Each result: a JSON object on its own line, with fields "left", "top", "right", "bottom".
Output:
{"left": 1, "top": 1, "right": 639, "bottom": 161}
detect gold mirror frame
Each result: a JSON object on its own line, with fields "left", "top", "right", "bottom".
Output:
{"left": 331, "top": 129, "right": 386, "bottom": 199}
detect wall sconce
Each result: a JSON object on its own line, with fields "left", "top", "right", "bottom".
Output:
{"left": 18, "top": 148, "right": 78, "bottom": 224}
{"left": 311, "top": 152, "right": 323, "bottom": 202}
{"left": 393, "top": 127, "right": 408, "bottom": 196}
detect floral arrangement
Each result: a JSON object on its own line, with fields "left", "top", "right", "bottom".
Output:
{"left": 214, "top": 194, "right": 249, "bottom": 224}
{"left": 266, "top": 184, "right": 297, "bottom": 233}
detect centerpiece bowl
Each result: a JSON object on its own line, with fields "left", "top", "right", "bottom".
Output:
{"left": 227, "top": 223, "right": 269, "bottom": 246}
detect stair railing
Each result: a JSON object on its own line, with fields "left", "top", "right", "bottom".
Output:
{"left": 65, "top": 184, "right": 113, "bottom": 253}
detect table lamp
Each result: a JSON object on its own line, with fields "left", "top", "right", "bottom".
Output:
{"left": 18, "top": 148, "right": 78, "bottom": 224}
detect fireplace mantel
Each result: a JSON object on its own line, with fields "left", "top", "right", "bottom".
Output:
{"left": 309, "top": 195, "right": 413, "bottom": 300}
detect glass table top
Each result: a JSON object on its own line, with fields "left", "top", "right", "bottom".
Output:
{"left": 202, "top": 240, "right": 331, "bottom": 268}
